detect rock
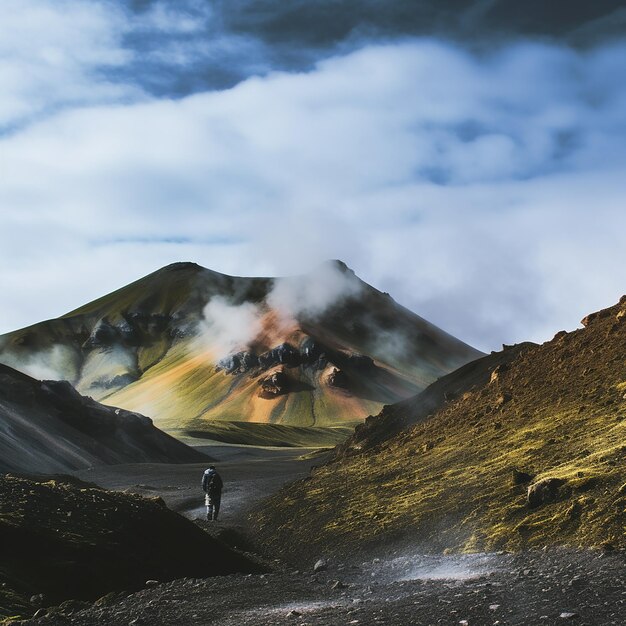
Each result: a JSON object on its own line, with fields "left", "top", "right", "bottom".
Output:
{"left": 559, "top": 612, "right": 579, "bottom": 619}
{"left": 313, "top": 559, "right": 328, "bottom": 572}
{"left": 347, "top": 353, "right": 374, "bottom": 370}
{"left": 489, "top": 604, "right": 501, "bottom": 611}
{"left": 30, "top": 594, "right": 45, "bottom": 606}
{"left": 33, "top": 608, "right": 48, "bottom": 618}
{"left": 495, "top": 393, "right": 512, "bottom": 408}
{"left": 527, "top": 478, "right": 567, "bottom": 508}
{"left": 258, "top": 343, "right": 300, "bottom": 368}
{"left": 512, "top": 469, "right": 534, "bottom": 485}
{"left": 287, "top": 610, "right": 302, "bottom": 617}
{"left": 83, "top": 317, "right": 118, "bottom": 348}
{"left": 216, "top": 351, "right": 259, "bottom": 374}
{"left": 145, "top": 579, "right": 159, "bottom": 587}
{"left": 490, "top": 364, "right": 508, "bottom": 384}
{"left": 331, "top": 580, "right": 348, "bottom": 589}
{"left": 581, "top": 307, "right": 612, "bottom": 327}
{"left": 327, "top": 367, "right": 349, "bottom": 389}
{"left": 258, "top": 370, "right": 290, "bottom": 398}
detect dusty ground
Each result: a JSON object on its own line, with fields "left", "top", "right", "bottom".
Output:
{"left": 12, "top": 444, "right": 624, "bottom": 626}
{"left": 19, "top": 547, "right": 625, "bottom": 625}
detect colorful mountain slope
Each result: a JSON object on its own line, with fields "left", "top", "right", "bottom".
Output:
{"left": 252, "top": 298, "right": 626, "bottom": 560}
{"left": 0, "top": 261, "right": 481, "bottom": 440}
{"left": 0, "top": 364, "right": 207, "bottom": 474}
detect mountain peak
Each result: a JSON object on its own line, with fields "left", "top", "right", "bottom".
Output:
{"left": 158, "top": 261, "right": 204, "bottom": 273}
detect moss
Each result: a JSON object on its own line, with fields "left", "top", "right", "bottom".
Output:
{"left": 252, "top": 298, "right": 626, "bottom": 559}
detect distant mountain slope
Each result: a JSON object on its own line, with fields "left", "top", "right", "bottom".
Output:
{"left": 0, "top": 261, "right": 481, "bottom": 440}
{"left": 0, "top": 474, "right": 263, "bottom": 619}
{"left": 252, "top": 298, "right": 626, "bottom": 559}
{"left": 0, "top": 364, "right": 207, "bottom": 474}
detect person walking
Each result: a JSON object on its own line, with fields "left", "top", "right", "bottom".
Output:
{"left": 202, "top": 465, "right": 223, "bottom": 521}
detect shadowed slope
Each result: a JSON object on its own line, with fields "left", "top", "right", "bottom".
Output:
{"left": 0, "top": 262, "right": 481, "bottom": 441}
{"left": 252, "top": 298, "right": 626, "bottom": 560}
{"left": 0, "top": 475, "right": 263, "bottom": 619}
{"left": 0, "top": 364, "right": 207, "bottom": 474}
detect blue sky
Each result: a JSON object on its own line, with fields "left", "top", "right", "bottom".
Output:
{"left": 1, "top": 0, "right": 626, "bottom": 351}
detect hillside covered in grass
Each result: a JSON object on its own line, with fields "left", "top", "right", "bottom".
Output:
{"left": 252, "top": 297, "right": 626, "bottom": 560}
{"left": 0, "top": 261, "right": 480, "bottom": 444}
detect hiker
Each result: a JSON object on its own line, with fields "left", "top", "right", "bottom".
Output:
{"left": 202, "top": 465, "right": 223, "bottom": 521}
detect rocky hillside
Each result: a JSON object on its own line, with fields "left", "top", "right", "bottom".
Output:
{"left": 0, "top": 261, "right": 481, "bottom": 442}
{"left": 0, "top": 364, "right": 207, "bottom": 474}
{"left": 252, "top": 298, "right": 626, "bottom": 560}
{"left": 0, "top": 474, "right": 263, "bottom": 620}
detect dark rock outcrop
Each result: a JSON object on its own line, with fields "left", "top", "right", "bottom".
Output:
{"left": 326, "top": 367, "right": 350, "bottom": 389}
{"left": 527, "top": 478, "right": 567, "bottom": 508}
{"left": 217, "top": 351, "right": 259, "bottom": 374}
{"left": 258, "top": 371, "right": 290, "bottom": 398}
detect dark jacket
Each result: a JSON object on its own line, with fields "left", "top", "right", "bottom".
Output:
{"left": 202, "top": 470, "right": 223, "bottom": 496}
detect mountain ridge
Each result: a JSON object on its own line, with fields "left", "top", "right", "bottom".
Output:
{"left": 0, "top": 261, "right": 482, "bottom": 442}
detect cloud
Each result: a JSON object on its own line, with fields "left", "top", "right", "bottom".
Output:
{"left": 1, "top": 30, "right": 626, "bottom": 353}
{"left": 267, "top": 262, "right": 363, "bottom": 320}
{"left": 0, "top": 0, "right": 137, "bottom": 130}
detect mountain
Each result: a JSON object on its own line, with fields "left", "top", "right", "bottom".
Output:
{"left": 251, "top": 297, "right": 626, "bottom": 560}
{"left": 0, "top": 261, "right": 481, "bottom": 443}
{"left": 0, "top": 474, "right": 263, "bottom": 619}
{"left": 0, "top": 363, "right": 207, "bottom": 474}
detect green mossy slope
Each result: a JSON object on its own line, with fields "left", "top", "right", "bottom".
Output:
{"left": 252, "top": 298, "right": 626, "bottom": 560}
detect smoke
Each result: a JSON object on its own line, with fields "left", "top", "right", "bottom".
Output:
{"left": 197, "top": 296, "right": 264, "bottom": 359}
{"left": 197, "top": 262, "right": 363, "bottom": 360}
{"left": 0, "top": 345, "right": 79, "bottom": 382}
{"left": 355, "top": 552, "right": 503, "bottom": 584}
{"left": 267, "top": 262, "right": 363, "bottom": 321}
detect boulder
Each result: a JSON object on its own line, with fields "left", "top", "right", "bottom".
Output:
{"left": 327, "top": 367, "right": 349, "bottom": 389}
{"left": 512, "top": 469, "right": 534, "bottom": 485}
{"left": 313, "top": 559, "right": 328, "bottom": 572}
{"left": 258, "top": 371, "right": 290, "bottom": 399}
{"left": 527, "top": 478, "right": 567, "bottom": 508}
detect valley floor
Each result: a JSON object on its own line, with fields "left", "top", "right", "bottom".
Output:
{"left": 12, "top": 445, "right": 625, "bottom": 626}
{"left": 71, "top": 442, "right": 330, "bottom": 526}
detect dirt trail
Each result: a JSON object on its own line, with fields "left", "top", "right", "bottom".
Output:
{"left": 72, "top": 443, "right": 329, "bottom": 525}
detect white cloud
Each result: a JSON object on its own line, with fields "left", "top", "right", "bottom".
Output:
{"left": 1, "top": 35, "right": 626, "bottom": 352}
{"left": 0, "top": 0, "right": 138, "bottom": 129}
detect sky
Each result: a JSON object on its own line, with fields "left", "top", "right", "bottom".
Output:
{"left": 1, "top": 0, "right": 626, "bottom": 352}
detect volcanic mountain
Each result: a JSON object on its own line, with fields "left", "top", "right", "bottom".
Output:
{"left": 0, "top": 363, "right": 207, "bottom": 474}
{"left": 0, "top": 261, "right": 481, "bottom": 444}
{"left": 252, "top": 297, "right": 626, "bottom": 560}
